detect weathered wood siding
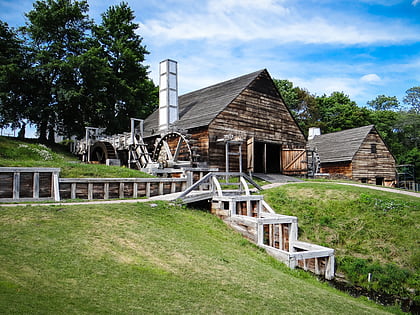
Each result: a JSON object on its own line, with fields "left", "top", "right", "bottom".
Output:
{"left": 352, "top": 130, "right": 396, "bottom": 186}
{"left": 320, "top": 161, "right": 352, "bottom": 178}
{"left": 208, "top": 72, "right": 306, "bottom": 172}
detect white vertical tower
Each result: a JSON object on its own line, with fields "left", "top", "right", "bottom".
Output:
{"left": 308, "top": 127, "right": 321, "bottom": 140}
{"left": 159, "top": 59, "right": 178, "bottom": 131}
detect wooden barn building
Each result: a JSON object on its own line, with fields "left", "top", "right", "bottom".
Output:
{"left": 142, "top": 60, "right": 307, "bottom": 175}
{"left": 307, "top": 125, "right": 397, "bottom": 186}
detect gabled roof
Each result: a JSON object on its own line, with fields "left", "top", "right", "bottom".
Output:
{"left": 307, "top": 125, "right": 375, "bottom": 163}
{"left": 143, "top": 69, "right": 266, "bottom": 137}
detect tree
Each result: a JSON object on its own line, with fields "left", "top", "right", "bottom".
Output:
{"left": 367, "top": 95, "right": 399, "bottom": 111}
{"left": 316, "top": 92, "right": 372, "bottom": 133}
{"left": 273, "top": 79, "right": 319, "bottom": 135}
{"left": 22, "top": 0, "right": 92, "bottom": 141}
{"left": 91, "top": 2, "right": 157, "bottom": 135}
{"left": 0, "top": 21, "right": 27, "bottom": 131}
{"left": 403, "top": 86, "right": 420, "bottom": 114}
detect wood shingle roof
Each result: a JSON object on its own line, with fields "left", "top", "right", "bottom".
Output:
{"left": 307, "top": 125, "right": 375, "bottom": 163}
{"left": 143, "top": 69, "right": 266, "bottom": 137}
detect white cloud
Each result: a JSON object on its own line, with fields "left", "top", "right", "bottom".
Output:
{"left": 360, "top": 74, "right": 382, "bottom": 83}
{"left": 140, "top": 2, "right": 419, "bottom": 46}
{"left": 412, "top": 0, "right": 420, "bottom": 6}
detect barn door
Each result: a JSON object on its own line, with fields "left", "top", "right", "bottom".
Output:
{"left": 247, "top": 137, "right": 254, "bottom": 172}
{"left": 281, "top": 149, "right": 307, "bottom": 175}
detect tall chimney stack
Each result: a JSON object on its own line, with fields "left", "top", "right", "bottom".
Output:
{"left": 159, "top": 59, "right": 178, "bottom": 131}
{"left": 308, "top": 127, "right": 321, "bottom": 140}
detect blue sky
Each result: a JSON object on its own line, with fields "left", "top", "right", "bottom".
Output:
{"left": 1, "top": 0, "right": 420, "bottom": 117}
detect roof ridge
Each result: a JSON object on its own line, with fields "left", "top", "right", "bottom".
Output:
{"left": 179, "top": 69, "right": 265, "bottom": 98}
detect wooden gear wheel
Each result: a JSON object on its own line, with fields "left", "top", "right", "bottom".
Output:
{"left": 152, "top": 132, "right": 195, "bottom": 167}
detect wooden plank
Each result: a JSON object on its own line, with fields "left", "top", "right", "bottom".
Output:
{"left": 133, "top": 183, "right": 138, "bottom": 198}
{"left": 88, "top": 183, "right": 93, "bottom": 200}
{"left": 146, "top": 182, "right": 151, "bottom": 197}
{"left": 13, "top": 172, "right": 20, "bottom": 200}
{"left": 71, "top": 183, "right": 76, "bottom": 199}
{"left": 33, "top": 172, "right": 39, "bottom": 199}
{"left": 119, "top": 183, "right": 124, "bottom": 198}
{"left": 104, "top": 183, "right": 109, "bottom": 199}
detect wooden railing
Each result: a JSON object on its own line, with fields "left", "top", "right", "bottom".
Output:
{"left": 0, "top": 167, "right": 60, "bottom": 202}
{"left": 59, "top": 177, "right": 187, "bottom": 200}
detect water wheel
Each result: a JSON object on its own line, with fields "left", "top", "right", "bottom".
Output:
{"left": 152, "top": 132, "right": 193, "bottom": 167}
{"left": 90, "top": 141, "right": 117, "bottom": 163}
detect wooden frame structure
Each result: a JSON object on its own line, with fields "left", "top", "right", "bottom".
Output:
{"left": 0, "top": 167, "right": 60, "bottom": 202}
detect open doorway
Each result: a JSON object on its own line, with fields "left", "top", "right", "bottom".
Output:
{"left": 250, "top": 141, "right": 281, "bottom": 174}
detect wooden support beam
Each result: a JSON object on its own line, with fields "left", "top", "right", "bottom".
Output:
{"left": 33, "top": 172, "right": 39, "bottom": 199}
{"left": 133, "top": 183, "right": 138, "bottom": 198}
{"left": 104, "top": 183, "right": 109, "bottom": 199}
{"left": 13, "top": 172, "right": 20, "bottom": 200}
{"left": 71, "top": 183, "right": 77, "bottom": 199}
{"left": 88, "top": 183, "right": 93, "bottom": 200}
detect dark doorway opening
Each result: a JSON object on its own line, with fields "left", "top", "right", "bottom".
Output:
{"left": 253, "top": 142, "right": 281, "bottom": 174}
{"left": 376, "top": 177, "right": 384, "bottom": 186}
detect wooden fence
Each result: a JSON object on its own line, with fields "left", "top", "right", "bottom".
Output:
{"left": 59, "top": 177, "right": 187, "bottom": 200}
{"left": 0, "top": 167, "right": 60, "bottom": 202}
{"left": 0, "top": 167, "right": 189, "bottom": 202}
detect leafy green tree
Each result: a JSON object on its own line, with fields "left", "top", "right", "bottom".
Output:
{"left": 91, "top": 2, "right": 157, "bottom": 135}
{"left": 367, "top": 95, "right": 400, "bottom": 111}
{"left": 0, "top": 21, "right": 27, "bottom": 131}
{"left": 403, "top": 86, "right": 420, "bottom": 114}
{"left": 274, "top": 79, "right": 319, "bottom": 135}
{"left": 316, "top": 92, "right": 372, "bottom": 133}
{"left": 22, "top": 0, "right": 92, "bottom": 141}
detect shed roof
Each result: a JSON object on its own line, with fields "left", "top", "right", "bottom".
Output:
{"left": 143, "top": 69, "right": 266, "bottom": 137}
{"left": 307, "top": 125, "right": 375, "bottom": 163}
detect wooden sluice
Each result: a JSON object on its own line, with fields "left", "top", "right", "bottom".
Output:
{"left": 179, "top": 172, "right": 335, "bottom": 280}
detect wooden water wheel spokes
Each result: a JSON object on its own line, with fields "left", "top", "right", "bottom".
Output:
{"left": 153, "top": 132, "right": 192, "bottom": 167}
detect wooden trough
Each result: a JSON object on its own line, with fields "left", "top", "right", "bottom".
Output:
{"left": 210, "top": 189, "right": 335, "bottom": 280}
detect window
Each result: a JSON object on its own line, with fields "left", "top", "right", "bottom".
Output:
{"left": 371, "top": 144, "right": 377, "bottom": 153}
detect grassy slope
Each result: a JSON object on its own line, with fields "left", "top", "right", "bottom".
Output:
{"left": 0, "top": 203, "right": 394, "bottom": 314}
{"left": 0, "top": 136, "right": 153, "bottom": 178}
{"left": 263, "top": 183, "right": 419, "bottom": 299}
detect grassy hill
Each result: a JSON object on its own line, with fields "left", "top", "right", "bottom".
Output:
{"left": 0, "top": 202, "right": 396, "bottom": 314}
{"left": 263, "top": 183, "right": 419, "bottom": 306}
{"left": 0, "top": 136, "right": 417, "bottom": 313}
{"left": 0, "top": 136, "right": 152, "bottom": 178}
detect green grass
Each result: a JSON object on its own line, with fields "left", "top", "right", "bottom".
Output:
{"left": 0, "top": 136, "right": 153, "bottom": 178}
{"left": 262, "top": 182, "right": 420, "bottom": 301}
{"left": 0, "top": 202, "right": 396, "bottom": 314}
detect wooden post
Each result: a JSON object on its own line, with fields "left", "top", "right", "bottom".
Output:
{"left": 146, "top": 182, "right": 151, "bottom": 197}
{"left": 88, "top": 183, "right": 93, "bottom": 200}
{"left": 33, "top": 172, "right": 40, "bottom": 199}
{"left": 325, "top": 255, "right": 335, "bottom": 280}
{"left": 52, "top": 171, "right": 60, "bottom": 201}
{"left": 133, "top": 183, "right": 138, "bottom": 198}
{"left": 158, "top": 182, "right": 164, "bottom": 195}
{"left": 257, "top": 222, "right": 264, "bottom": 246}
{"left": 119, "top": 183, "right": 124, "bottom": 198}
{"left": 71, "top": 183, "right": 77, "bottom": 199}
{"left": 104, "top": 183, "right": 109, "bottom": 199}
{"left": 13, "top": 172, "right": 20, "bottom": 200}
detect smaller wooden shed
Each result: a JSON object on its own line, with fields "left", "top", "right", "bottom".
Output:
{"left": 307, "top": 125, "right": 396, "bottom": 186}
